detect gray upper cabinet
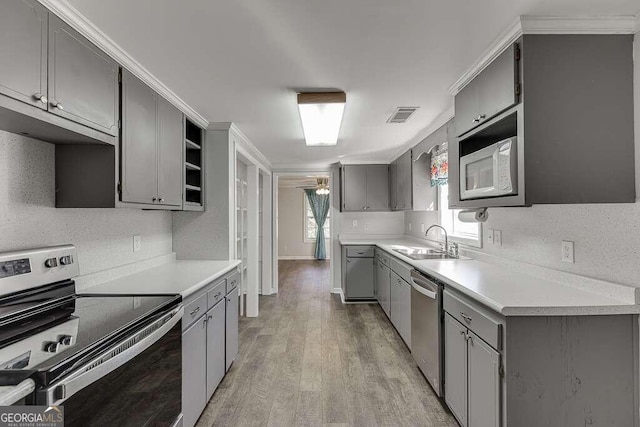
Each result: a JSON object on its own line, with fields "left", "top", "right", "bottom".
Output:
{"left": 121, "top": 70, "right": 184, "bottom": 208}
{"left": 455, "top": 44, "right": 519, "bottom": 137}
{"left": 121, "top": 70, "right": 158, "bottom": 205}
{"left": 389, "top": 161, "right": 397, "bottom": 211}
{"left": 341, "top": 165, "right": 389, "bottom": 212}
{"left": 48, "top": 14, "right": 119, "bottom": 136}
{"left": 390, "top": 151, "right": 412, "bottom": 211}
{"left": 0, "top": 0, "right": 48, "bottom": 109}
{"left": 158, "top": 98, "right": 183, "bottom": 206}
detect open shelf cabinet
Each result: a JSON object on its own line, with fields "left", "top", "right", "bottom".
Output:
{"left": 184, "top": 118, "right": 204, "bottom": 210}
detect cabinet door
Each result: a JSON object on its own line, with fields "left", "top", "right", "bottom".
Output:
{"left": 389, "top": 161, "right": 398, "bottom": 210}
{"left": 380, "top": 264, "right": 391, "bottom": 317}
{"left": 396, "top": 151, "right": 413, "bottom": 210}
{"left": 0, "top": 0, "right": 47, "bottom": 109}
{"left": 398, "top": 279, "right": 412, "bottom": 349}
{"left": 342, "top": 165, "right": 368, "bottom": 211}
{"left": 389, "top": 272, "right": 402, "bottom": 329}
{"left": 225, "top": 286, "right": 239, "bottom": 371}
{"left": 366, "top": 165, "right": 390, "bottom": 211}
{"left": 206, "top": 301, "right": 226, "bottom": 399}
{"left": 121, "top": 70, "right": 158, "bottom": 204}
{"left": 445, "top": 313, "right": 468, "bottom": 427}
{"left": 468, "top": 332, "right": 500, "bottom": 427}
{"left": 182, "top": 316, "right": 207, "bottom": 427}
{"left": 48, "top": 15, "right": 119, "bottom": 135}
{"left": 455, "top": 76, "right": 480, "bottom": 137}
{"left": 345, "top": 257, "right": 374, "bottom": 299}
{"left": 157, "top": 97, "right": 183, "bottom": 206}
{"left": 375, "top": 260, "right": 384, "bottom": 304}
{"left": 477, "top": 44, "right": 518, "bottom": 129}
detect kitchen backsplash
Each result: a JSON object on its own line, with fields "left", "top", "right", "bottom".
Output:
{"left": 338, "top": 211, "right": 405, "bottom": 236}
{"left": 0, "top": 130, "right": 173, "bottom": 276}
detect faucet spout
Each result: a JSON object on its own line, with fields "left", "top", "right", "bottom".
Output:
{"left": 425, "top": 225, "right": 448, "bottom": 254}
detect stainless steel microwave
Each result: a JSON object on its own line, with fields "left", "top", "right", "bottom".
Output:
{"left": 459, "top": 137, "right": 518, "bottom": 200}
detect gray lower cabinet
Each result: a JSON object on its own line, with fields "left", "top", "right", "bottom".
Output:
{"left": 121, "top": 70, "right": 183, "bottom": 207}
{"left": 343, "top": 247, "right": 375, "bottom": 300}
{"left": 444, "top": 313, "right": 469, "bottom": 427}
{"left": 182, "top": 315, "right": 208, "bottom": 427}
{"left": 225, "top": 286, "right": 239, "bottom": 371}
{"left": 48, "top": 14, "right": 119, "bottom": 136}
{"left": 0, "top": 0, "right": 48, "bottom": 109}
{"left": 390, "top": 271, "right": 411, "bottom": 348}
{"left": 468, "top": 331, "right": 500, "bottom": 427}
{"left": 341, "top": 165, "right": 389, "bottom": 212}
{"left": 206, "top": 300, "right": 226, "bottom": 399}
{"left": 376, "top": 260, "right": 391, "bottom": 317}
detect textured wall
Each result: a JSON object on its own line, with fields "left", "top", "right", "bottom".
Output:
{"left": 277, "top": 187, "right": 318, "bottom": 258}
{"left": 0, "top": 131, "right": 173, "bottom": 276}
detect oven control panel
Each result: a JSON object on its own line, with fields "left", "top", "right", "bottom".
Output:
{"left": 0, "top": 245, "right": 79, "bottom": 297}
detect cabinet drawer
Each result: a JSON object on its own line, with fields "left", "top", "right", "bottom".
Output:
{"left": 345, "top": 246, "right": 374, "bottom": 258}
{"left": 226, "top": 271, "right": 240, "bottom": 294}
{"left": 183, "top": 292, "right": 207, "bottom": 330}
{"left": 207, "top": 280, "right": 226, "bottom": 309}
{"left": 390, "top": 257, "right": 412, "bottom": 284}
{"left": 443, "top": 290, "right": 503, "bottom": 350}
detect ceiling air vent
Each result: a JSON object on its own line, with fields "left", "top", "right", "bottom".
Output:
{"left": 387, "top": 107, "right": 419, "bottom": 124}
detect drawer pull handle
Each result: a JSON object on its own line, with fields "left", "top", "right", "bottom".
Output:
{"left": 230, "top": 280, "right": 237, "bottom": 286}
{"left": 460, "top": 312, "right": 472, "bottom": 323}
{"left": 190, "top": 307, "right": 201, "bottom": 316}
{"left": 357, "top": 252, "right": 365, "bottom": 255}
{"left": 215, "top": 292, "right": 222, "bottom": 298}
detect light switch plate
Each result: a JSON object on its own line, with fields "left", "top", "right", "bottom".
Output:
{"left": 133, "top": 235, "right": 141, "bottom": 252}
{"left": 494, "top": 230, "right": 502, "bottom": 246}
{"left": 352, "top": 220, "right": 358, "bottom": 229}
{"left": 487, "top": 229, "right": 494, "bottom": 244}
{"left": 562, "top": 241, "right": 575, "bottom": 263}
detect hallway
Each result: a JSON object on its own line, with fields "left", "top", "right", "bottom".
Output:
{"left": 197, "top": 260, "right": 457, "bottom": 426}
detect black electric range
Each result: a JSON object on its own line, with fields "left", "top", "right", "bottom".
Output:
{"left": 0, "top": 245, "right": 184, "bottom": 427}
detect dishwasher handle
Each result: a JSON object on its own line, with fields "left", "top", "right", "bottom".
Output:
{"left": 410, "top": 271, "right": 439, "bottom": 300}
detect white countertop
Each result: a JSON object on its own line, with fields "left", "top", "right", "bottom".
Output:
{"left": 340, "top": 238, "right": 639, "bottom": 316}
{"left": 80, "top": 260, "right": 242, "bottom": 298}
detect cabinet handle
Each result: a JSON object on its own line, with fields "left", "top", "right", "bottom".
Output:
{"left": 472, "top": 114, "right": 486, "bottom": 123}
{"left": 203, "top": 317, "right": 208, "bottom": 327}
{"left": 152, "top": 197, "right": 157, "bottom": 202}
{"left": 190, "top": 306, "right": 200, "bottom": 316}
{"left": 460, "top": 312, "right": 472, "bottom": 323}
{"left": 214, "top": 292, "right": 222, "bottom": 299}
{"left": 466, "top": 334, "right": 474, "bottom": 345}
{"left": 51, "top": 102, "right": 64, "bottom": 110}
{"left": 33, "top": 93, "right": 47, "bottom": 104}
{"left": 208, "top": 314, "right": 213, "bottom": 320}
{"left": 459, "top": 330, "right": 467, "bottom": 340}
{"left": 159, "top": 197, "right": 165, "bottom": 202}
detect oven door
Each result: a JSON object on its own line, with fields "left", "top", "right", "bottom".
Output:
{"left": 460, "top": 137, "right": 517, "bottom": 200}
{"left": 40, "top": 307, "right": 183, "bottom": 427}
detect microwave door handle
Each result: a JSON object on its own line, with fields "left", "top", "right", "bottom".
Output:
{"left": 44, "top": 307, "right": 183, "bottom": 405}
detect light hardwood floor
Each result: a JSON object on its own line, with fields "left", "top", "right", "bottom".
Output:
{"left": 196, "top": 260, "right": 458, "bottom": 427}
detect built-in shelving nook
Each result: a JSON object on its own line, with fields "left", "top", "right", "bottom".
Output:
{"left": 184, "top": 118, "right": 204, "bottom": 210}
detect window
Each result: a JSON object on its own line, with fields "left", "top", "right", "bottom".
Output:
{"left": 438, "top": 185, "right": 481, "bottom": 247}
{"left": 304, "top": 195, "right": 330, "bottom": 242}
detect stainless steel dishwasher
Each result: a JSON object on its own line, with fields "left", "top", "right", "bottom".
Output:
{"left": 410, "top": 269, "right": 443, "bottom": 397}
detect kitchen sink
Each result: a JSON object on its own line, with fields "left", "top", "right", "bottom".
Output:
{"left": 392, "top": 247, "right": 460, "bottom": 260}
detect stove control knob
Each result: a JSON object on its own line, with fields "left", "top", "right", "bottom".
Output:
{"left": 43, "top": 341, "right": 59, "bottom": 353}
{"left": 57, "top": 335, "right": 74, "bottom": 346}
{"left": 59, "top": 255, "right": 73, "bottom": 266}
{"left": 44, "top": 258, "right": 58, "bottom": 268}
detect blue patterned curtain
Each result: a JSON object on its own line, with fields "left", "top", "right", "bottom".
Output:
{"left": 304, "top": 189, "right": 330, "bottom": 260}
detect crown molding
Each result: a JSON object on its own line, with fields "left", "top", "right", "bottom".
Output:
{"left": 209, "top": 122, "right": 273, "bottom": 172}
{"left": 449, "top": 15, "right": 638, "bottom": 95}
{"left": 37, "top": 0, "right": 209, "bottom": 129}
{"left": 389, "top": 105, "right": 455, "bottom": 163}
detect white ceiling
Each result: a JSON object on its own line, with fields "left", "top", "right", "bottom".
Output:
{"left": 66, "top": 0, "right": 639, "bottom": 167}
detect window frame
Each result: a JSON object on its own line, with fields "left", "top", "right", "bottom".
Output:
{"left": 303, "top": 193, "right": 330, "bottom": 243}
{"left": 437, "top": 185, "right": 483, "bottom": 248}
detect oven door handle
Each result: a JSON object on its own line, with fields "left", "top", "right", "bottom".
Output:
{"left": 45, "top": 306, "right": 183, "bottom": 406}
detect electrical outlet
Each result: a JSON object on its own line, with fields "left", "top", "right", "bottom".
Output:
{"left": 408, "top": 223, "right": 412, "bottom": 232}
{"left": 562, "top": 241, "right": 575, "bottom": 263}
{"left": 352, "top": 219, "right": 358, "bottom": 229}
{"left": 133, "top": 296, "right": 142, "bottom": 309}
{"left": 486, "top": 228, "right": 494, "bottom": 244}
{"left": 421, "top": 223, "right": 426, "bottom": 233}
{"left": 364, "top": 223, "right": 369, "bottom": 230}
{"left": 133, "top": 235, "right": 141, "bottom": 252}
{"left": 494, "top": 230, "right": 502, "bottom": 246}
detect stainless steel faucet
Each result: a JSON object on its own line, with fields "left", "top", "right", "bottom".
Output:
{"left": 425, "top": 225, "right": 448, "bottom": 254}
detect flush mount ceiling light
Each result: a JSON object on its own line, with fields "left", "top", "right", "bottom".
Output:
{"left": 297, "top": 92, "right": 346, "bottom": 146}
{"left": 316, "top": 178, "right": 330, "bottom": 195}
